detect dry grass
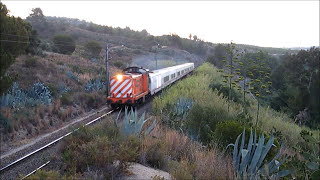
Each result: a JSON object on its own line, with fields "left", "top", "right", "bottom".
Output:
{"left": 141, "top": 124, "right": 234, "bottom": 179}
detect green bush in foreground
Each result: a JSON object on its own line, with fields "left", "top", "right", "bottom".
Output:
{"left": 60, "top": 121, "right": 140, "bottom": 178}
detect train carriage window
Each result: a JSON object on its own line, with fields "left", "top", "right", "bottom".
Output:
{"left": 164, "top": 76, "right": 169, "bottom": 82}
{"left": 171, "top": 73, "right": 175, "bottom": 79}
{"left": 177, "top": 71, "right": 180, "bottom": 76}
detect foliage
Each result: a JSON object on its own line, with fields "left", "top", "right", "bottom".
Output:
{"left": 112, "top": 60, "right": 126, "bottom": 69}
{"left": 244, "top": 51, "right": 273, "bottom": 127}
{"left": 24, "top": 170, "right": 60, "bottom": 180}
{"left": 66, "top": 70, "right": 79, "bottom": 82}
{"left": 0, "top": 112, "right": 11, "bottom": 134}
{"left": 186, "top": 103, "right": 234, "bottom": 144}
{"left": 227, "top": 129, "right": 290, "bottom": 179}
{"left": 60, "top": 93, "right": 72, "bottom": 105}
{"left": 166, "top": 97, "right": 193, "bottom": 130}
{"left": 85, "top": 78, "right": 105, "bottom": 92}
{"left": 286, "top": 130, "right": 320, "bottom": 179}
{"left": 169, "top": 160, "right": 194, "bottom": 180}
{"left": 144, "top": 138, "right": 168, "bottom": 169}
{"left": 0, "top": 82, "right": 52, "bottom": 108}
{"left": 153, "top": 63, "right": 242, "bottom": 144}
{"left": 209, "top": 82, "right": 244, "bottom": 105}
{"left": 270, "top": 47, "right": 320, "bottom": 128}
{"left": 58, "top": 84, "right": 71, "bottom": 95}
{"left": 24, "top": 57, "right": 38, "bottom": 68}
{"left": 0, "top": 2, "right": 37, "bottom": 94}
{"left": 220, "top": 42, "right": 242, "bottom": 112}
{"left": 214, "top": 120, "right": 252, "bottom": 148}
{"left": 61, "top": 121, "right": 140, "bottom": 177}
{"left": 118, "top": 107, "right": 156, "bottom": 137}
{"left": 84, "top": 40, "right": 102, "bottom": 58}
{"left": 206, "top": 43, "right": 227, "bottom": 68}
{"left": 26, "top": 8, "right": 47, "bottom": 32}
{"left": 52, "top": 34, "right": 75, "bottom": 54}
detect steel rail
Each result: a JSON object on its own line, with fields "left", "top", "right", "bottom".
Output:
{"left": 0, "top": 109, "right": 115, "bottom": 173}
{"left": 21, "top": 161, "right": 51, "bottom": 180}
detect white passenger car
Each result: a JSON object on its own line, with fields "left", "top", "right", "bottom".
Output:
{"left": 148, "top": 63, "right": 194, "bottom": 95}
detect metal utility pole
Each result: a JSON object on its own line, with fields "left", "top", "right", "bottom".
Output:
{"left": 106, "top": 44, "right": 110, "bottom": 97}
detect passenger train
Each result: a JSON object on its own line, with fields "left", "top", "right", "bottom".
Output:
{"left": 107, "top": 63, "right": 194, "bottom": 107}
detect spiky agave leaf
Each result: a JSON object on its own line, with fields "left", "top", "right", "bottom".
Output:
{"left": 256, "top": 135, "right": 274, "bottom": 169}
{"left": 236, "top": 128, "right": 246, "bottom": 171}
{"left": 145, "top": 119, "right": 157, "bottom": 136}
{"left": 232, "top": 133, "right": 242, "bottom": 169}
{"left": 239, "top": 128, "right": 254, "bottom": 173}
{"left": 248, "top": 133, "right": 265, "bottom": 174}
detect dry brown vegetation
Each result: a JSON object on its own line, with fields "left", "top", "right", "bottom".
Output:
{"left": 0, "top": 52, "right": 121, "bottom": 146}
{"left": 140, "top": 124, "right": 234, "bottom": 179}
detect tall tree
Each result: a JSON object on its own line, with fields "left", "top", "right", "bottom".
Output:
{"left": 26, "top": 8, "right": 47, "bottom": 31}
{"left": 0, "top": 2, "right": 34, "bottom": 94}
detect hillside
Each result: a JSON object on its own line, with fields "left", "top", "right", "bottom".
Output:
{"left": 1, "top": 3, "right": 319, "bottom": 179}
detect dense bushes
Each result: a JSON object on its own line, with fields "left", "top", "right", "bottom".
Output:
{"left": 0, "top": 3, "right": 40, "bottom": 94}
{"left": 186, "top": 103, "right": 234, "bottom": 144}
{"left": 153, "top": 63, "right": 241, "bottom": 144}
{"left": 60, "top": 121, "right": 140, "bottom": 177}
{"left": 153, "top": 63, "right": 318, "bottom": 148}
{"left": 84, "top": 40, "right": 102, "bottom": 58}
{"left": 24, "top": 57, "right": 38, "bottom": 68}
{"left": 52, "top": 34, "right": 75, "bottom": 55}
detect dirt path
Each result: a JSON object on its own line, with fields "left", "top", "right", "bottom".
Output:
{"left": 125, "top": 163, "right": 171, "bottom": 180}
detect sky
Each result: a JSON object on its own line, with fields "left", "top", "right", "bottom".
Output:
{"left": 2, "top": 0, "right": 320, "bottom": 48}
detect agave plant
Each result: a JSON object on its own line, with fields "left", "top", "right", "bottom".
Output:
{"left": 0, "top": 82, "right": 52, "bottom": 108}
{"left": 116, "top": 107, "right": 156, "bottom": 137}
{"left": 174, "top": 97, "right": 193, "bottom": 118}
{"left": 227, "top": 128, "right": 290, "bottom": 179}
{"left": 85, "top": 78, "right": 105, "bottom": 92}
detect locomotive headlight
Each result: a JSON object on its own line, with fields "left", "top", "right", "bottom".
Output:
{"left": 116, "top": 74, "right": 123, "bottom": 81}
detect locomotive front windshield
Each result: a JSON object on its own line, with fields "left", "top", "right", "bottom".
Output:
{"left": 124, "top": 67, "right": 147, "bottom": 74}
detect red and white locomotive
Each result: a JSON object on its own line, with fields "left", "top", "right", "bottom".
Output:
{"left": 107, "top": 63, "right": 194, "bottom": 107}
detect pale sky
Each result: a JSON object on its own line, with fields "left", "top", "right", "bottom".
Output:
{"left": 3, "top": 1, "right": 320, "bottom": 48}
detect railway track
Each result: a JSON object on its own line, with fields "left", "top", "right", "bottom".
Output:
{"left": 0, "top": 108, "right": 116, "bottom": 179}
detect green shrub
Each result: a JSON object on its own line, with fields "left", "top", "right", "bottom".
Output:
{"left": 85, "top": 40, "right": 102, "bottom": 58}
{"left": 215, "top": 120, "right": 280, "bottom": 161}
{"left": 24, "top": 170, "right": 60, "bottom": 180}
{"left": 47, "top": 84, "right": 58, "bottom": 98}
{"left": 53, "top": 34, "right": 75, "bottom": 55}
{"left": 186, "top": 103, "right": 234, "bottom": 144}
{"left": 24, "top": 57, "right": 37, "bottom": 68}
{"left": 72, "top": 65, "right": 84, "bottom": 74}
{"left": 209, "top": 82, "right": 245, "bottom": 105}
{"left": 60, "top": 93, "right": 72, "bottom": 105}
{"left": 61, "top": 121, "right": 140, "bottom": 177}
{"left": 112, "top": 60, "right": 126, "bottom": 69}
{"left": 0, "top": 112, "right": 11, "bottom": 134}
{"left": 214, "top": 120, "right": 251, "bottom": 148}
